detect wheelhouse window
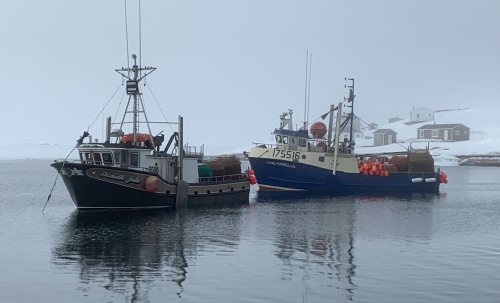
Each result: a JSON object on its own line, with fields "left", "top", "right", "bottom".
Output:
{"left": 291, "top": 138, "right": 296, "bottom": 144}
{"left": 282, "top": 136, "right": 288, "bottom": 144}
{"left": 114, "top": 152, "right": 120, "bottom": 164}
{"left": 84, "top": 152, "right": 92, "bottom": 164}
{"left": 432, "top": 130, "right": 439, "bottom": 137}
{"left": 93, "top": 153, "right": 102, "bottom": 165}
{"left": 102, "top": 153, "right": 113, "bottom": 165}
{"left": 299, "top": 139, "right": 307, "bottom": 147}
{"left": 276, "top": 135, "right": 282, "bottom": 143}
{"left": 129, "top": 153, "right": 139, "bottom": 167}
{"left": 319, "top": 156, "right": 325, "bottom": 162}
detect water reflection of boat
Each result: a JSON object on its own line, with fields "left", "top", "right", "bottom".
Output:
{"left": 51, "top": 208, "right": 245, "bottom": 301}
{"left": 51, "top": 210, "right": 188, "bottom": 299}
{"left": 269, "top": 197, "right": 357, "bottom": 300}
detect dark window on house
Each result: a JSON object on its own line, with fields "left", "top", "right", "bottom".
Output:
{"left": 319, "top": 156, "right": 325, "bottom": 162}
{"left": 129, "top": 153, "right": 139, "bottom": 167}
{"left": 230, "top": 187, "right": 234, "bottom": 191}
{"left": 166, "top": 190, "right": 170, "bottom": 194}
{"left": 299, "top": 139, "right": 307, "bottom": 147}
{"left": 432, "top": 130, "right": 439, "bottom": 137}
{"left": 194, "top": 191, "right": 198, "bottom": 195}
{"left": 417, "top": 114, "right": 420, "bottom": 118}
{"left": 455, "top": 130, "right": 460, "bottom": 135}
{"left": 377, "top": 135, "right": 381, "bottom": 139}
{"left": 102, "top": 153, "right": 113, "bottom": 165}
{"left": 242, "top": 186, "right": 245, "bottom": 189}
{"left": 419, "top": 130, "right": 424, "bottom": 137}
{"left": 219, "top": 189, "right": 222, "bottom": 193}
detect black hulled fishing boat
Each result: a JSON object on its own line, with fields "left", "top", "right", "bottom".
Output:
{"left": 51, "top": 56, "right": 250, "bottom": 209}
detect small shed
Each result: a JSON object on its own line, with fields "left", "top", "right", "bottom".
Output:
{"left": 373, "top": 129, "right": 397, "bottom": 146}
{"left": 417, "top": 124, "right": 470, "bottom": 141}
{"left": 410, "top": 107, "right": 434, "bottom": 122}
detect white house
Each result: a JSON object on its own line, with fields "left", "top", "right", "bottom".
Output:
{"left": 333, "top": 115, "right": 363, "bottom": 142}
{"left": 410, "top": 107, "right": 434, "bottom": 122}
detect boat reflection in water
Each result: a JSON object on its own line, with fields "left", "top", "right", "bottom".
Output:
{"left": 51, "top": 208, "right": 245, "bottom": 301}
{"left": 50, "top": 191, "right": 439, "bottom": 302}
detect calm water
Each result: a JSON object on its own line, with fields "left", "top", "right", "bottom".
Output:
{"left": 0, "top": 160, "right": 499, "bottom": 302}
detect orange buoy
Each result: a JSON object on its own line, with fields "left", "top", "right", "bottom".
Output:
{"left": 120, "top": 133, "right": 154, "bottom": 149}
{"left": 248, "top": 169, "right": 255, "bottom": 175}
{"left": 145, "top": 176, "right": 160, "bottom": 192}
{"left": 441, "top": 172, "right": 447, "bottom": 179}
{"left": 249, "top": 175, "right": 257, "bottom": 185}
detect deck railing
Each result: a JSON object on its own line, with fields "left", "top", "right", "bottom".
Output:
{"left": 198, "top": 173, "right": 245, "bottom": 183}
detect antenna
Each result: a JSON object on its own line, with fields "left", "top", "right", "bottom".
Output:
{"left": 303, "top": 50, "right": 308, "bottom": 130}
{"left": 124, "top": 0, "right": 130, "bottom": 68}
{"left": 344, "top": 77, "right": 355, "bottom": 143}
{"left": 307, "top": 52, "right": 312, "bottom": 128}
{"left": 139, "top": 0, "right": 142, "bottom": 75}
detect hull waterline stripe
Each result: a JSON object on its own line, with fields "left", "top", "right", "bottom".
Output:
{"left": 258, "top": 184, "right": 306, "bottom": 191}
{"left": 269, "top": 177, "right": 326, "bottom": 185}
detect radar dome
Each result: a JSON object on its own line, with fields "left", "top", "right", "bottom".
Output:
{"left": 310, "top": 122, "right": 327, "bottom": 138}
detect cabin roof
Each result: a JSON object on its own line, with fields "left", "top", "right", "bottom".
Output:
{"left": 273, "top": 128, "right": 310, "bottom": 138}
{"left": 417, "top": 123, "right": 469, "bottom": 130}
{"left": 373, "top": 129, "right": 397, "bottom": 134}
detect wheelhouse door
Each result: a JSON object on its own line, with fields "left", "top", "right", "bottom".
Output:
{"left": 120, "top": 151, "right": 129, "bottom": 168}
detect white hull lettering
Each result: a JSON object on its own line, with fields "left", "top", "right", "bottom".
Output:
{"left": 126, "top": 176, "right": 142, "bottom": 184}
{"left": 266, "top": 160, "right": 296, "bottom": 169}
{"left": 272, "top": 149, "right": 300, "bottom": 160}
{"left": 100, "top": 171, "right": 126, "bottom": 181}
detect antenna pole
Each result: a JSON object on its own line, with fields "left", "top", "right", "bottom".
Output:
{"left": 303, "top": 50, "right": 308, "bottom": 130}
{"left": 345, "top": 77, "right": 355, "bottom": 144}
{"left": 307, "top": 53, "right": 312, "bottom": 128}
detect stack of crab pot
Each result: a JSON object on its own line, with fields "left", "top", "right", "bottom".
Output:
{"left": 358, "top": 159, "right": 388, "bottom": 177}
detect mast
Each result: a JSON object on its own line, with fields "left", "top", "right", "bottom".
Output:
{"left": 345, "top": 78, "right": 355, "bottom": 144}
{"left": 115, "top": 54, "right": 157, "bottom": 147}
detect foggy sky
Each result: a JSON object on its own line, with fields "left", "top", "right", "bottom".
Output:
{"left": 1, "top": 0, "right": 499, "bottom": 154}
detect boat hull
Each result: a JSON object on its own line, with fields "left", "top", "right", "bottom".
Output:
{"left": 51, "top": 162, "right": 250, "bottom": 209}
{"left": 248, "top": 156, "right": 440, "bottom": 194}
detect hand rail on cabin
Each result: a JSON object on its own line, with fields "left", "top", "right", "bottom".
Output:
{"left": 198, "top": 173, "right": 246, "bottom": 183}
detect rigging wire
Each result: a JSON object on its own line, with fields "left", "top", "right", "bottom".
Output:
{"left": 145, "top": 82, "right": 175, "bottom": 133}
{"left": 42, "top": 144, "right": 78, "bottom": 213}
{"left": 113, "top": 89, "right": 127, "bottom": 123}
{"left": 87, "top": 83, "right": 123, "bottom": 132}
{"left": 44, "top": 83, "right": 123, "bottom": 211}
{"left": 124, "top": 0, "right": 130, "bottom": 68}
